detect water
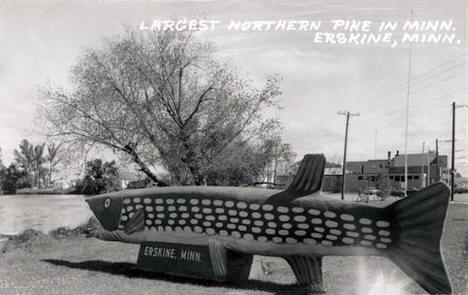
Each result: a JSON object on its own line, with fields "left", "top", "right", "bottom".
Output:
{"left": 0, "top": 194, "right": 92, "bottom": 235}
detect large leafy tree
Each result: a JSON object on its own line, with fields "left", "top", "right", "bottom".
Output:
{"left": 39, "top": 30, "right": 281, "bottom": 185}
{"left": 78, "top": 159, "right": 120, "bottom": 194}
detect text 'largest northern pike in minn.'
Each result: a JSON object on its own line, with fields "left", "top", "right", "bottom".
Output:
{"left": 86, "top": 154, "right": 452, "bottom": 294}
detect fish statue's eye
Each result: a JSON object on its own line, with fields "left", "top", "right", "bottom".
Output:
{"left": 104, "top": 198, "right": 111, "bottom": 209}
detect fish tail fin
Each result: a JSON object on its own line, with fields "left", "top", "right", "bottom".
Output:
{"left": 387, "top": 183, "right": 452, "bottom": 294}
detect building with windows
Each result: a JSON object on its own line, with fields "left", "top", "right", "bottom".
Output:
{"left": 322, "top": 151, "right": 448, "bottom": 193}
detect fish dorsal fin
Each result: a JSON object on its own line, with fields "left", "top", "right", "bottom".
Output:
{"left": 265, "top": 154, "right": 326, "bottom": 205}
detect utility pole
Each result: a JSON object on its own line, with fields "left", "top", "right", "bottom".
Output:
{"left": 451, "top": 102, "right": 468, "bottom": 201}
{"left": 338, "top": 111, "right": 360, "bottom": 200}
{"left": 451, "top": 102, "right": 455, "bottom": 201}
{"left": 436, "top": 139, "right": 439, "bottom": 182}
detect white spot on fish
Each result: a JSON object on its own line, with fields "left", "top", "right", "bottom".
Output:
{"left": 239, "top": 211, "right": 248, "bottom": 218}
{"left": 343, "top": 237, "right": 354, "bottom": 244}
{"left": 312, "top": 218, "right": 322, "bottom": 224}
{"left": 123, "top": 199, "right": 131, "bottom": 204}
{"left": 201, "top": 199, "right": 211, "bottom": 205}
{"left": 262, "top": 204, "right": 274, "bottom": 211}
{"left": 308, "top": 209, "right": 320, "bottom": 216}
{"left": 179, "top": 206, "right": 187, "bottom": 211}
{"left": 264, "top": 213, "right": 274, "bottom": 220}
{"left": 155, "top": 220, "right": 162, "bottom": 225}
{"left": 279, "top": 215, "right": 290, "bottom": 222}
{"left": 215, "top": 208, "right": 224, "bottom": 214}
{"left": 294, "top": 216, "right": 306, "bottom": 222}
{"left": 165, "top": 225, "right": 173, "bottom": 231}
{"left": 220, "top": 230, "right": 228, "bottom": 236}
{"left": 282, "top": 223, "right": 292, "bottom": 229}
{"left": 321, "top": 240, "right": 333, "bottom": 246}
{"left": 378, "top": 230, "right": 390, "bottom": 236}
{"left": 344, "top": 223, "right": 356, "bottom": 230}
{"left": 191, "top": 206, "right": 200, "bottom": 213}
{"left": 237, "top": 202, "right": 247, "bottom": 209}
{"left": 168, "top": 206, "right": 176, "bottom": 212}
{"left": 181, "top": 213, "right": 189, "bottom": 218}
{"left": 295, "top": 230, "right": 306, "bottom": 236}
{"left": 194, "top": 226, "right": 202, "bottom": 233}
{"left": 155, "top": 206, "right": 164, "bottom": 212}
{"left": 190, "top": 219, "right": 198, "bottom": 225}
{"left": 376, "top": 243, "right": 388, "bottom": 249}
{"left": 157, "top": 226, "right": 164, "bottom": 231}
{"left": 340, "top": 214, "right": 354, "bottom": 221}
{"left": 145, "top": 206, "right": 153, "bottom": 212}
{"left": 376, "top": 220, "right": 390, "bottom": 228}
{"left": 227, "top": 224, "right": 236, "bottom": 230}
{"left": 121, "top": 209, "right": 126, "bottom": 214}
{"left": 176, "top": 198, "right": 185, "bottom": 204}
{"left": 283, "top": 237, "right": 296, "bottom": 244}
{"left": 215, "top": 222, "right": 223, "bottom": 228}
{"left": 225, "top": 201, "right": 234, "bottom": 208}
{"left": 324, "top": 211, "right": 336, "bottom": 218}
{"left": 380, "top": 237, "right": 392, "bottom": 243}
{"left": 326, "top": 234, "right": 338, "bottom": 241}
{"left": 278, "top": 229, "right": 289, "bottom": 236}
{"left": 278, "top": 206, "right": 288, "bottom": 213}
{"left": 168, "top": 220, "right": 175, "bottom": 225}
{"left": 242, "top": 219, "right": 251, "bottom": 225}
{"left": 257, "top": 236, "right": 267, "bottom": 242}
{"left": 213, "top": 200, "right": 223, "bottom": 206}
{"left": 238, "top": 225, "right": 247, "bottom": 231}
{"left": 148, "top": 213, "right": 154, "bottom": 219}
{"left": 273, "top": 237, "right": 283, "bottom": 243}
{"left": 121, "top": 216, "right": 128, "bottom": 221}
{"left": 359, "top": 218, "right": 372, "bottom": 225}
{"left": 330, "top": 229, "right": 341, "bottom": 235}
{"left": 249, "top": 203, "right": 260, "bottom": 210}
{"left": 311, "top": 233, "right": 322, "bottom": 239}
{"left": 364, "top": 234, "right": 376, "bottom": 240}
{"left": 362, "top": 227, "right": 373, "bottom": 233}
{"left": 292, "top": 207, "right": 304, "bottom": 213}
{"left": 266, "top": 229, "right": 275, "bottom": 235}
{"left": 202, "top": 208, "right": 212, "bottom": 214}
{"left": 232, "top": 231, "right": 241, "bottom": 238}
{"left": 157, "top": 213, "right": 165, "bottom": 219}
{"left": 135, "top": 205, "right": 143, "bottom": 210}
{"left": 203, "top": 221, "right": 211, "bottom": 227}
{"left": 194, "top": 214, "right": 203, "bottom": 219}
{"left": 230, "top": 218, "right": 239, "bottom": 223}
{"left": 315, "top": 227, "right": 325, "bottom": 233}
{"left": 133, "top": 198, "right": 141, "bottom": 203}
{"left": 166, "top": 199, "right": 174, "bottom": 205}
{"left": 175, "top": 227, "right": 183, "bottom": 233}
{"left": 254, "top": 220, "right": 264, "bottom": 226}
{"left": 268, "top": 222, "right": 277, "bottom": 228}
{"left": 179, "top": 220, "right": 186, "bottom": 225}
{"left": 252, "top": 227, "right": 261, "bottom": 233}
{"left": 155, "top": 199, "right": 163, "bottom": 204}
{"left": 169, "top": 213, "right": 177, "bottom": 218}
{"left": 128, "top": 212, "right": 134, "bottom": 218}
{"left": 244, "top": 233, "right": 254, "bottom": 241}
{"left": 252, "top": 212, "right": 261, "bottom": 219}
{"left": 298, "top": 224, "right": 309, "bottom": 230}
{"left": 206, "top": 215, "right": 215, "bottom": 221}
{"left": 127, "top": 206, "right": 134, "bottom": 212}
{"left": 325, "top": 220, "right": 338, "bottom": 228}
{"left": 145, "top": 220, "right": 152, "bottom": 226}
{"left": 219, "top": 215, "right": 227, "bottom": 221}
{"left": 346, "top": 231, "right": 359, "bottom": 238}
{"left": 143, "top": 199, "right": 151, "bottom": 205}
{"left": 303, "top": 238, "right": 316, "bottom": 245}
{"left": 190, "top": 199, "right": 199, "bottom": 205}
{"left": 360, "top": 240, "right": 372, "bottom": 246}
{"left": 228, "top": 210, "right": 237, "bottom": 216}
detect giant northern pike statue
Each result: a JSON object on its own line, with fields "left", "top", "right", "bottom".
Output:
{"left": 86, "top": 154, "right": 452, "bottom": 294}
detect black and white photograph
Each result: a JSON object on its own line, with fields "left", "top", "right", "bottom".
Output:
{"left": 0, "top": 0, "right": 467, "bottom": 294}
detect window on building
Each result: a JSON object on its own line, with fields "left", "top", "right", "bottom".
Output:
{"left": 413, "top": 175, "right": 419, "bottom": 180}
{"left": 370, "top": 176, "right": 376, "bottom": 182}
{"left": 358, "top": 176, "right": 363, "bottom": 180}
{"left": 408, "top": 176, "right": 413, "bottom": 180}
{"left": 395, "top": 175, "right": 401, "bottom": 182}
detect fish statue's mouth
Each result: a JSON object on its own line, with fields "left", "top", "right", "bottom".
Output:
{"left": 85, "top": 196, "right": 122, "bottom": 231}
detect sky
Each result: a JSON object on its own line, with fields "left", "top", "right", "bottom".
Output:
{"left": 0, "top": 0, "right": 467, "bottom": 175}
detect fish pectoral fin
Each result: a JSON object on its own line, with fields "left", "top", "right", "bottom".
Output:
{"left": 124, "top": 208, "right": 145, "bottom": 235}
{"left": 285, "top": 255, "right": 324, "bottom": 292}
